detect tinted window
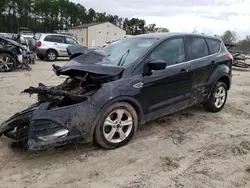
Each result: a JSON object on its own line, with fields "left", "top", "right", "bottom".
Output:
{"left": 44, "top": 35, "right": 53, "bottom": 42}
{"left": 53, "top": 35, "right": 65, "bottom": 43}
{"left": 188, "top": 37, "right": 209, "bottom": 59}
{"left": 206, "top": 38, "right": 221, "bottom": 54}
{"left": 149, "top": 38, "right": 186, "bottom": 66}
{"left": 65, "top": 37, "right": 77, "bottom": 44}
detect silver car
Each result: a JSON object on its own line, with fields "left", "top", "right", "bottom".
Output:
{"left": 36, "top": 33, "right": 78, "bottom": 61}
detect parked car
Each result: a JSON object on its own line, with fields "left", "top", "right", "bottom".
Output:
{"left": 0, "top": 37, "right": 24, "bottom": 72}
{"left": 0, "top": 33, "right": 232, "bottom": 150}
{"left": 18, "top": 30, "right": 34, "bottom": 44}
{"left": 103, "top": 39, "right": 119, "bottom": 48}
{"left": 36, "top": 33, "right": 79, "bottom": 61}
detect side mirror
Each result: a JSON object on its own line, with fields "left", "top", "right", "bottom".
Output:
{"left": 148, "top": 59, "right": 167, "bottom": 70}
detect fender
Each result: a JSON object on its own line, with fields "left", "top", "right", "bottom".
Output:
{"left": 89, "top": 95, "right": 145, "bottom": 140}
{"left": 46, "top": 48, "right": 59, "bottom": 56}
{"left": 206, "top": 64, "right": 231, "bottom": 99}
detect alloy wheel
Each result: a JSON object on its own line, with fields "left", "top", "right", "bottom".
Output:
{"left": 48, "top": 52, "right": 56, "bottom": 61}
{"left": 103, "top": 109, "right": 133, "bottom": 144}
{"left": 0, "top": 56, "right": 14, "bottom": 72}
{"left": 214, "top": 86, "right": 226, "bottom": 108}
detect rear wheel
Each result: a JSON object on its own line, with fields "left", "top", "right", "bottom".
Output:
{"left": 37, "top": 54, "right": 45, "bottom": 60}
{"left": 46, "top": 50, "right": 57, "bottom": 61}
{"left": 0, "top": 53, "right": 16, "bottom": 72}
{"left": 203, "top": 82, "right": 228, "bottom": 112}
{"left": 94, "top": 102, "right": 138, "bottom": 149}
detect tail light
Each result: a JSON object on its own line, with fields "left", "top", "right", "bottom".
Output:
{"left": 37, "top": 41, "right": 42, "bottom": 47}
{"left": 225, "top": 54, "right": 233, "bottom": 60}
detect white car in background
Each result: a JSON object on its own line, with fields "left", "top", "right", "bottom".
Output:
{"left": 18, "top": 30, "right": 34, "bottom": 44}
{"left": 103, "top": 39, "right": 119, "bottom": 48}
{"left": 36, "top": 33, "right": 78, "bottom": 61}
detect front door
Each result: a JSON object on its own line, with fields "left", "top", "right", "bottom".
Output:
{"left": 140, "top": 37, "right": 193, "bottom": 121}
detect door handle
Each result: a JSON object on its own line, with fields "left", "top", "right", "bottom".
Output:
{"left": 180, "top": 69, "right": 188, "bottom": 73}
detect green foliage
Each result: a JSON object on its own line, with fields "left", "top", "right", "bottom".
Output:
{"left": 0, "top": 0, "right": 169, "bottom": 34}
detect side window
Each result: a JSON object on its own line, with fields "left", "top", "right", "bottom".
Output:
{"left": 65, "top": 37, "right": 77, "bottom": 44}
{"left": 52, "top": 35, "right": 65, "bottom": 43}
{"left": 149, "top": 38, "right": 186, "bottom": 66}
{"left": 206, "top": 38, "right": 221, "bottom": 54}
{"left": 44, "top": 35, "right": 53, "bottom": 42}
{"left": 187, "top": 37, "right": 209, "bottom": 59}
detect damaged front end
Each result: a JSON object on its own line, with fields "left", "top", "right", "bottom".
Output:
{"left": 0, "top": 46, "right": 124, "bottom": 150}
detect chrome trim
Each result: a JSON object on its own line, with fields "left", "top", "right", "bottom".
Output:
{"left": 165, "top": 41, "right": 222, "bottom": 69}
{"left": 133, "top": 82, "right": 143, "bottom": 89}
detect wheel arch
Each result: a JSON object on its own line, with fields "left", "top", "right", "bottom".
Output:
{"left": 89, "top": 96, "right": 146, "bottom": 140}
{"left": 217, "top": 75, "right": 231, "bottom": 90}
{"left": 0, "top": 50, "right": 16, "bottom": 58}
{"left": 46, "top": 48, "right": 59, "bottom": 56}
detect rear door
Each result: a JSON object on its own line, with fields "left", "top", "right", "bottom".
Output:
{"left": 186, "top": 36, "right": 221, "bottom": 103}
{"left": 52, "top": 35, "right": 68, "bottom": 56}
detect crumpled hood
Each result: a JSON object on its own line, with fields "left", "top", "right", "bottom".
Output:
{"left": 54, "top": 49, "right": 125, "bottom": 76}
{"left": 0, "top": 37, "right": 21, "bottom": 47}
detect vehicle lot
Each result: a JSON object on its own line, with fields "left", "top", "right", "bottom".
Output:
{"left": 0, "top": 60, "right": 250, "bottom": 188}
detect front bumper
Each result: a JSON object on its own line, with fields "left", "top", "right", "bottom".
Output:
{"left": 0, "top": 101, "right": 99, "bottom": 150}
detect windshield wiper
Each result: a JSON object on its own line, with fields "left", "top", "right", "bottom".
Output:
{"left": 117, "top": 49, "right": 130, "bottom": 66}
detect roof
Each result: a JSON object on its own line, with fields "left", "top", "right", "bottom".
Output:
{"left": 133, "top": 32, "right": 221, "bottom": 41}
{"left": 70, "top": 22, "right": 125, "bottom": 31}
{"left": 70, "top": 23, "right": 104, "bottom": 29}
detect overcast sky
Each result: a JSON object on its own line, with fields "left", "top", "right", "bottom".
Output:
{"left": 73, "top": 0, "right": 250, "bottom": 39}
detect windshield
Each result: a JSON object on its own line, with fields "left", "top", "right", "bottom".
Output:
{"left": 103, "top": 38, "right": 157, "bottom": 67}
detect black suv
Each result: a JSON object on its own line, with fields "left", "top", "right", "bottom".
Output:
{"left": 0, "top": 33, "right": 232, "bottom": 150}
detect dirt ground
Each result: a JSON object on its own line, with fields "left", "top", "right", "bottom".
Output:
{"left": 0, "top": 59, "right": 250, "bottom": 188}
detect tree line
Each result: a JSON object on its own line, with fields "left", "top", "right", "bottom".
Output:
{"left": 221, "top": 30, "right": 250, "bottom": 53}
{"left": 0, "top": 0, "right": 169, "bottom": 35}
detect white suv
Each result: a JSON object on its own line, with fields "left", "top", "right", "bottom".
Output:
{"left": 36, "top": 33, "right": 78, "bottom": 61}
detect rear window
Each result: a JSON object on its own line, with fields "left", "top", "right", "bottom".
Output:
{"left": 187, "top": 37, "right": 209, "bottom": 60}
{"left": 206, "top": 38, "right": 221, "bottom": 54}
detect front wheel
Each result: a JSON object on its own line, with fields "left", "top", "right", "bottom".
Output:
{"left": 203, "top": 82, "right": 228, "bottom": 112}
{"left": 0, "top": 53, "right": 16, "bottom": 72}
{"left": 94, "top": 102, "right": 138, "bottom": 149}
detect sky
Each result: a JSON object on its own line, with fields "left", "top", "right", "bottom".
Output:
{"left": 73, "top": 0, "right": 250, "bottom": 39}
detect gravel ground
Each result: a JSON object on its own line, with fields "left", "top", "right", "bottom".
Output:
{"left": 0, "top": 59, "right": 250, "bottom": 188}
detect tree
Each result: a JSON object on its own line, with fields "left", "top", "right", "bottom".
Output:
{"left": 145, "top": 23, "right": 156, "bottom": 33}
{"left": 221, "top": 30, "right": 239, "bottom": 45}
{"left": 0, "top": 0, "right": 157, "bottom": 35}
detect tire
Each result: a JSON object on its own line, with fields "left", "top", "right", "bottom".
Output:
{"left": 0, "top": 53, "right": 16, "bottom": 72}
{"left": 46, "top": 50, "right": 57, "bottom": 61}
{"left": 37, "top": 54, "right": 45, "bottom": 60}
{"left": 94, "top": 102, "right": 138, "bottom": 149}
{"left": 203, "top": 81, "right": 228, "bottom": 112}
